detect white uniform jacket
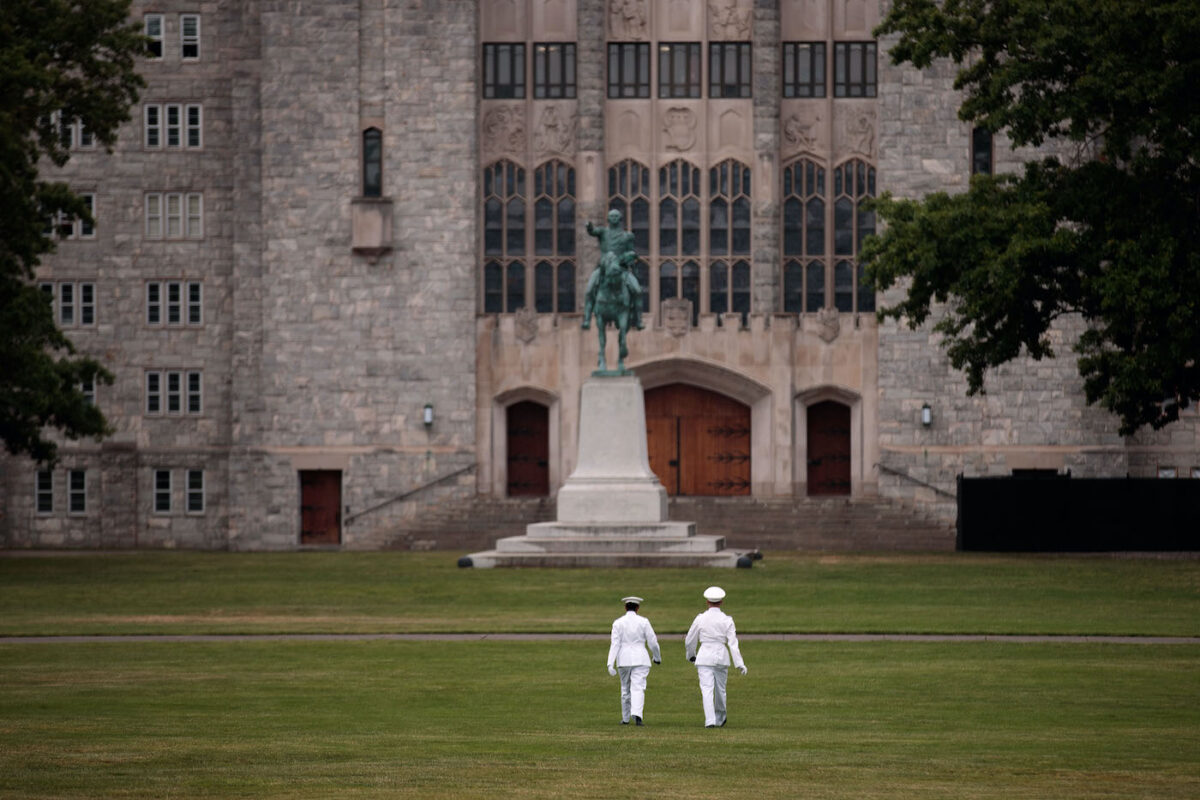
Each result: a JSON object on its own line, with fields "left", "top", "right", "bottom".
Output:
{"left": 684, "top": 607, "right": 745, "bottom": 669}
{"left": 607, "top": 611, "right": 662, "bottom": 668}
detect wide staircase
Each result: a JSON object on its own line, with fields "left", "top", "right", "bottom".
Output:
{"left": 366, "top": 494, "right": 956, "bottom": 553}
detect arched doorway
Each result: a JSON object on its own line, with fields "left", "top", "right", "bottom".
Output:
{"left": 807, "top": 400, "right": 851, "bottom": 495}
{"left": 506, "top": 401, "right": 549, "bottom": 496}
{"left": 645, "top": 384, "right": 750, "bottom": 496}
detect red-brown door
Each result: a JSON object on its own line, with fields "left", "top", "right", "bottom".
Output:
{"left": 807, "top": 401, "right": 851, "bottom": 496}
{"left": 300, "top": 470, "right": 341, "bottom": 544}
{"left": 645, "top": 385, "right": 750, "bottom": 496}
{"left": 506, "top": 401, "right": 549, "bottom": 496}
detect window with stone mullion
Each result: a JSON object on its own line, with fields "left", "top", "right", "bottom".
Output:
{"left": 659, "top": 160, "right": 702, "bottom": 324}
{"left": 831, "top": 159, "right": 876, "bottom": 313}
{"left": 709, "top": 160, "right": 752, "bottom": 324}
{"left": 782, "top": 158, "right": 827, "bottom": 313}
{"left": 533, "top": 160, "right": 576, "bottom": 313}
{"left": 482, "top": 160, "right": 527, "bottom": 313}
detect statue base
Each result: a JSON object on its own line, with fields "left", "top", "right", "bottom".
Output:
{"left": 462, "top": 374, "right": 748, "bottom": 568}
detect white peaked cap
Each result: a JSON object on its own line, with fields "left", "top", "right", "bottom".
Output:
{"left": 622, "top": 596, "right": 644, "bottom": 605}
{"left": 703, "top": 586, "right": 726, "bottom": 602}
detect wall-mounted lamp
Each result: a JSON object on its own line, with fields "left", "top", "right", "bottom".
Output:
{"left": 423, "top": 403, "right": 434, "bottom": 428}
{"left": 920, "top": 402, "right": 932, "bottom": 428}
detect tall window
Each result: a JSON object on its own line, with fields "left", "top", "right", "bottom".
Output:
{"left": 145, "top": 15, "right": 163, "bottom": 59}
{"left": 659, "top": 160, "right": 702, "bottom": 323}
{"left": 709, "top": 43, "right": 752, "bottom": 98}
{"left": 483, "top": 160, "right": 526, "bottom": 312}
{"left": 834, "top": 42, "right": 877, "bottom": 97}
{"left": 709, "top": 160, "right": 752, "bottom": 323}
{"left": 187, "top": 470, "right": 206, "bottom": 513}
{"left": 36, "top": 470, "right": 53, "bottom": 514}
{"left": 658, "top": 43, "right": 702, "bottom": 98}
{"left": 782, "top": 158, "right": 826, "bottom": 312}
{"left": 483, "top": 43, "right": 526, "bottom": 99}
{"left": 832, "top": 159, "right": 875, "bottom": 312}
{"left": 533, "top": 160, "right": 576, "bottom": 312}
{"left": 533, "top": 43, "right": 576, "bottom": 99}
{"left": 69, "top": 470, "right": 86, "bottom": 514}
{"left": 362, "top": 128, "right": 383, "bottom": 197}
{"left": 180, "top": 15, "right": 200, "bottom": 60}
{"left": 783, "top": 42, "right": 826, "bottom": 98}
{"left": 608, "top": 43, "right": 650, "bottom": 98}
{"left": 972, "top": 127, "right": 993, "bottom": 175}
{"left": 782, "top": 158, "right": 874, "bottom": 313}
{"left": 154, "top": 470, "right": 172, "bottom": 513}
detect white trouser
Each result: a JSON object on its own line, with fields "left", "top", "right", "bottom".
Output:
{"left": 696, "top": 665, "right": 728, "bottom": 727}
{"left": 618, "top": 665, "right": 650, "bottom": 721}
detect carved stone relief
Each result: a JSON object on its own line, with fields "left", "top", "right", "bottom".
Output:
{"left": 515, "top": 306, "right": 539, "bottom": 344}
{"left": 661, "top": 298, "right": 693, "bottom": 337}
{"left": 482, "top": 106, "right": 526, "bottom": 160}
{"left": 816, "top": 305, "right": 840, "bottom": 343}
{"left": 709, "top": 0, "right": 752, "bottom": 39}
{"left": 608, "top": 0, "right": 648, "bottom": 39}
{"left": 844, "top": 110, "right": 875, "bottom": 159}
{"left": 533, "top": 105, "right": 577, "bottom": 157}
{"left": 717, "top": 109, "right": 744, "bottom": 150}
{"left": 663, "top": 107, "right": 697, "bottom": 151}
{"left": 616, "top": 109, "right": 643, "bottom": 150}
{"left": 782, "top": 110, "right": 823, "bottom": 158}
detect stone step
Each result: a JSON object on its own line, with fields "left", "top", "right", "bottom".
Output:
{"left": 460, "top": 550, "right": 747, "bottom": 569}
{"left": 494, "top": 533, "right": 728, "bottom": 554}
{"left": 526, "top": 521, "right": 696, "bottom": 538}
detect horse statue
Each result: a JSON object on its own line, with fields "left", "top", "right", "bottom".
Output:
{"left": 582, "top": 209, "right": 644, "bottom": 373}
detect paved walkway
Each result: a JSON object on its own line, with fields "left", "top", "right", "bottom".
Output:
{"left": 4, "top": 633, "right": 1199, "bottom": 644}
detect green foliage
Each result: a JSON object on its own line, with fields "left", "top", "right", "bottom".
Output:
{"left": 865, "top": 0, "right": 1200, "bottom": 435}
{"left": 0, "top": 0, "right": 144, "bottom": 463}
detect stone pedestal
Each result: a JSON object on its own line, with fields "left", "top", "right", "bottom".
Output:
{"left": 463, "top": 375, "right": 746, "bottom": 568}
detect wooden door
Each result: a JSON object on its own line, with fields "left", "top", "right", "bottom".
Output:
{"left": 299, "top": 470, "right": 341, "bottom": 544}
{"left": 807, "top": 401, "right": 851, "bottom": 495}
{"left": 506, "top": 401, "right": 549, "bottom": 496}
{"left": 645, "top": 385, "right": 750, "bottom": 496}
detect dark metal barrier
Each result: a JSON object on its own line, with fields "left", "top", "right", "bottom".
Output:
{"left": 956, "top": 475, "right": 1200, "bottom": 551}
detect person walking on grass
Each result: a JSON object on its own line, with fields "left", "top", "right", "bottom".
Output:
{"left": 607, "top": 595, "right": 661, "bottom": 726}
{"left": 684, "top": 585, "right": 747, "bottom": 728}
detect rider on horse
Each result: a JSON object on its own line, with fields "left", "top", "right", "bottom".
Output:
{"left": 583, "top": 209, "right": 644, "bottom": 332}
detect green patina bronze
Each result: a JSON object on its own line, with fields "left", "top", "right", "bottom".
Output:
{"left": 582, "top": 209, "right": 644, "bottom": 375}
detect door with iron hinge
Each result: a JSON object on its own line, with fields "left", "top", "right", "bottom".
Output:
{"left": 646, "top": 384, "right": 751, "bottom": 496}
{"left": 506, "top": 401, "right": 549, "bottom": 496}
{"left": 807, "top": 401, "right": 851, "bottom": 496}
{"left": 300, "top": 470, "right": 342, "bottom": 544}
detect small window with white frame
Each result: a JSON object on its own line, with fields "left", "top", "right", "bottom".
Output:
{"left": 186, "top": 105, "right": 202, "bottom": 148}
{"left": 187, "top": 469, "right": 205, "bottom": 513}
{"left": 166, "top": 281, "right": 183, "bottom": 325}
{"left": 180, "top": 15, "right": 200, "bottom": 60}
{"left": 79, "top": 282, "right": 95, "bottom": 325}
{"left": 145, "top": 14, "right": 164, "bottom": 59}
{"left": 187, "top": 282, "right": 203, "bottom": 325}
{"left": 68, "top": 470, "right": 87, "bottom": 514}
{"left": 145, "top": 105, "right": 161, "bottom": 148}
{"left": 146, "top": 371, "right": 162, "bottom": 413}
{"left": 145, "top": 370, "right": 203, "bottom": 415}
{"left": 146, "top": 281, "right": 202, "bottom": 326}
{"left": 1157, "top": 466, "right": 1177, "bottom": 479}
{"left": 165, "top": 104, "right": 182, "bottom": 147}
{"left": 59, "top": 283, "right": 75, "bottom": 326}
{"left": 79, "top": 194, "right": 95, "bottom": 238}
{"left": 186, "top": 371, "right": 202, "bottom": 414}
{"left": 154, "top": 469, "right": 172, "bottom": 513}
{"left": 186, "top": 193, "right": 203, "bottom": 238}
{"left": 145, "top": 193, "right": 163, "bottom": 237}
{"left": 36, "top": 470, "right": 53, "bottom": 514}
{"left": 80, "top": 375, "right": 96, "bottom": 405}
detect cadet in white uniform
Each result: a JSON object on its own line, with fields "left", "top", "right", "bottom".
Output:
{"left": 684, "top": 585, "right": 747, "bottom": 728}
{"left": 606, "top": 595, "right": 661, "bottom": 726}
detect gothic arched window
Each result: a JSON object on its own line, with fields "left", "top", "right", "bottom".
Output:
{"left": 482, "top": 159, "right": 526, "bottom": 313}
{"left": 533, "top": 160, "right": 576, "bottom": 312}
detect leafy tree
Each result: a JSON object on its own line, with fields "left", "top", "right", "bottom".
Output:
{"left": 0, "top": 1, "right": 144, "bottom": 463}
{"left": 863, "top": 0, "right": 1200, "bottom": 435}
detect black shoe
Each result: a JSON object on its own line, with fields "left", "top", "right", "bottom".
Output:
{"left": 705, "top": 724, "right": 716, "bottom": 728}
{"left": 633, "top": 716, "right": 643, "bottom": 726}
{"left": 621, "top": 720, "right": 629, "bottom": 725}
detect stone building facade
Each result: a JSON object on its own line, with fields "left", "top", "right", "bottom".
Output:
{"left": 2, "top": 0, "right": 1197, "bottom": 549}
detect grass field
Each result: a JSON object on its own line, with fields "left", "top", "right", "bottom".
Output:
{"left": 1, "top": 552, "right": 1198, "bottom": 798}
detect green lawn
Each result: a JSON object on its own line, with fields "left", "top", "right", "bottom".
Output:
{"left": 1, "top": 640, "right": 1197, "bottom": 799}
{"left": 1, "top": 551, "right": 1198, "bottom": 636}
{"left": 2, "top": 552, "right": 1198, "bottom": 798}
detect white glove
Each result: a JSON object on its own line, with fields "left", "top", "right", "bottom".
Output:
{"left": 738, "top": 665, "right": 748, "bottom": 676}
{"left": 608, "top": 665, "right": 617, "bottom": 676}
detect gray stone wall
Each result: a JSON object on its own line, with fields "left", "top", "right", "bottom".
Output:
{"left": 873, "top": 32, "right": 1199, "bottom": 518}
